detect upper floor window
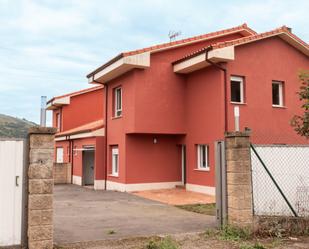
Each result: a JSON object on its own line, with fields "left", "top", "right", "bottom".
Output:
{"left": 231, "top": 76, "right": 244, "bottom": 103}
{"left": 197, "top": 144, "right": 209, "bottom": 170}
{"left": 114, "top": 87, "right": 122, "bottom": 117}
{"left": 56, "top": 113, "right": 61, "bottom": 131}
{"left": 272, "top": 81, "right": 284, "bottom": 107}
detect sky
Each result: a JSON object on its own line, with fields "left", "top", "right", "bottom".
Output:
{"left": 0, "top": 0, "right": 308, "bottom": 125}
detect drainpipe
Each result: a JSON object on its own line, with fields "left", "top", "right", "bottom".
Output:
{"left": 93, "top": 79, "right": 108, "bottom": 190}
{"left": 205, "top": 46, "right": 228, "bottom": 132}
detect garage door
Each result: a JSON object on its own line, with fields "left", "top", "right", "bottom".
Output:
{"left": 0, "top": 139, "right": 26, "bottom": 246}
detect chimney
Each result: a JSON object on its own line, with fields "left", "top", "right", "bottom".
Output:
{"left": 40, "top": 96, "right": 47, "bottom": 127}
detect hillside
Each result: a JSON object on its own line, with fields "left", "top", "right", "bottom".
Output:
{"left": 0, "top": 114, "right": 37, "bottom": 138}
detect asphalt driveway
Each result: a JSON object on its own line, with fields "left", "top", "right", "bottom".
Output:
{"left": 54, "top": 185, "right": 216, "bottom": 245}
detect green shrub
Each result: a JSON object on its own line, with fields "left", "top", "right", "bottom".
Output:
{"left": 240, "top": 243, "right": 266, "bottom": 249}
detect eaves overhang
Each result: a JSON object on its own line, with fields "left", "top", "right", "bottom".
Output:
{"left": 173, "top": 46, "right": 235, "bottom": 74}
{"left": 46, "top": 96, "right": 70, "bottom": 110}
{"left": 87, "top": 52, "right": 150, "bottom": 84}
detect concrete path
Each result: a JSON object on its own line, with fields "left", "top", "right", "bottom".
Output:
{"left": 54, "top": 185, "right": 216, "bottom": 245}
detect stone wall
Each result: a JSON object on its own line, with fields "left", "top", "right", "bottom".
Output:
{"left": 28, "top": 127, "right": 56, "bottom": 249}
{"left": 225, "top": 131, "right": 253, "bottom": 228}
{"left": 53, "top": 163, "right": 72, "bottom": 184}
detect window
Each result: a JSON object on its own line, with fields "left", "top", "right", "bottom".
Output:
{"left": 56, "top": 147, "right": 64, "bottom": 163}
{"left": 197, "top": 145, "right": 209, "bottom": 170}
{"left": 112, "top": 147, "right": 119, "bottom": 176}
{"left": 114, "top": 87, "right": 122, "bottom": 117}
{"left": 231, "top": 76, "right": 244, "bottom": 103}
{"left": 272, "top": 81, "right": 284, "bottom": 107}
{"left": 56, "top": 113, "right": 61, "bottom": 131}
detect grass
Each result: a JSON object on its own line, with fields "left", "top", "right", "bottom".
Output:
{"left": 218, "top": 225, "right": 251, "bottom": 241}
{"left": 145, "top": 236, "right": 179, "bottom": 249}
{"left": 175, "top": 203, "right": 216, "bottom": 216}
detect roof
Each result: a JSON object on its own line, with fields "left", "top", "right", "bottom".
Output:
{"left": 56, "top": 119, "right": 104, "bottom": 137}
{"left": 87, "top": 23, "right": 257, "bottom": 78}
{"left": 173, "top": 26, "right": 309, "bottom": 64}
{"left": 47, "top": 85, "right": 103, "bottom": 104}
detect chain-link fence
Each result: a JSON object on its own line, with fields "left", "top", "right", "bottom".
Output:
{"left": 251, "top": 144, "right": 309, "bottom": 217}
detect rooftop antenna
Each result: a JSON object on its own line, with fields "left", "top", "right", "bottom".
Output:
{"left": 40, "top": 96, "right": 47, "bottom": 127}
{"left": 168, "top": 30, "right": 182, "bottom": 42}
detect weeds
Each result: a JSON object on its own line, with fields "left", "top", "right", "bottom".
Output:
{"left": 145, "top": 236, "right": 179, "bottom": 249}
{"left": 218, "top": 225, "right": 251, "bottom": 241}
{"left": 176, "top": 203, "right": 216, "bottom": 216}
{"left": 107, "top": 229, "right": 116, "bottom": 235}
{"left": 240, "top": 243, "right": 266, "bottom": 249}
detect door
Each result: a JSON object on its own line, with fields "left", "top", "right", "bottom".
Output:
{"left": 0, "top": 140, "right": 25, "bottom": 246}
{"left": 82, "top": 149, "right": 95, "bottom": 185}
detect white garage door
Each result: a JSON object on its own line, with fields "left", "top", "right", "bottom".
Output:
{"left": 0, "top": 140, "right": 25, "bottom": 246}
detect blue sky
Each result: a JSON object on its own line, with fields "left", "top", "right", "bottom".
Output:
{"left": 0, "top": 0, "right": 308, "bottom": 124}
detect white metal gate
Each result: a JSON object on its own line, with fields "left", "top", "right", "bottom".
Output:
{"left": 0, "top": 139, "right": 26, "bottom": 246}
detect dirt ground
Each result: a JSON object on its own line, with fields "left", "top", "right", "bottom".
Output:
{"left": 132, "top": 188, "right": 215, "bottom": 205}
{"left": 55, "top": 232, "right": 309, "bottom": 249}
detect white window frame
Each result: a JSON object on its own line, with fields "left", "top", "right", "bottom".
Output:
{"left": 114, "top": 87, "right": 122, "bottom": 117}
{"left": 272, "top": 81, "right": 284, "bottom": 107}
{"left": 230, "top": 76, "right": 244, "bottom": 104}
{"left": 112, "top": 147, "right": 119, "bottom": 176}
{"left": 197, "top": 144, "right": 209, "bottom": 171}
{"left": 56, "top": 147, "right": 64, "bottom": 163}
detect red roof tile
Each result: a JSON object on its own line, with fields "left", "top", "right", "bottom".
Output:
{"left": 56, "top": 119, "right": 104, "bottom": 137}
{"left": 87, "top": 23, "right": 256, "bottom": 78}
{"left": 47, "top": 85, "right": 103, "bottom": 104}
{"left": 173, "top": 26, "right": 309, "bottom": 64}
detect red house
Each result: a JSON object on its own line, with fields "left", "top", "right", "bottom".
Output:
{"left": 48, "top": 24, "right": 309, "bottom": 194}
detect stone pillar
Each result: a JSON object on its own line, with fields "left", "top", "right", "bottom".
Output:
{"left": 28, "top": 127, "right": 56, "bottom": 249}
{"left": 225, "top": 131, "right": 253, "bottom": 228}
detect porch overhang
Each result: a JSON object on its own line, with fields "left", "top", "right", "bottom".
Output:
{"left": 173, "top": 46, "right": 235, "bottom": 74}
{"left": 46, "top": 96, "right": 70, "bottom": 110}
{"left": 55, "top": 127, "right": 105, "bottom": 141}
{"left": 88, "top": 52, "right": 150, "bottom": 84}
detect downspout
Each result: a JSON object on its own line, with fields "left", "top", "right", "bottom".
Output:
{"left": 205, "top": 46, "right": 228, "bottom": 132}
{"left": 93, "top": 78, "right": 108, "bottom": 190}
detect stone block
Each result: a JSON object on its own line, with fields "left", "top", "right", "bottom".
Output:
{"left": 29, "top": 164, "right": 53, "bottom": 179}
{"left": 29, "top": 179, "right": 53, "bottom": 194}
{"left": 28, "top": 225, "right": 52, "bottom": 241}
{"left": 226, "top": 160, "right": 251, "bottom": 173}
{"left": 30, "top": 135, "right": 54, "bottom": 149}
{"left": 29, "top": 148, "right": 54, "bottom": 165}
{"left": 28, "top": 240, "right": 53, "bottom": 249}
{"left": 29, "top": 195, "right": 53, "bottom": 210}
{"left": 227, "top": 172, "right": 252, "bottom": 185}
{"left": 226, "top": 148, "right": 251, "bottom": 161}
{"left": 29, "top": 209, "right": 53, "bottom": 226}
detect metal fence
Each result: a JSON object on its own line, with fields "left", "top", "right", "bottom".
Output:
{"left": 251, "top": 144, "right": 309, "bottom": 217}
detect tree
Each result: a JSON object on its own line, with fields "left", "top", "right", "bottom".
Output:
{"left": 291, "top": 70, "right": 309, "bottom": 138}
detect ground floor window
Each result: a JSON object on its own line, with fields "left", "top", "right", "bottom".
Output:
{"left": 197, "top": 144, "right": 209, "bottom": 170}
{"left": 112, "top": 147, "right": 119, "bottom": 176}
{"left": 56, "top": 147, "right": 64, "bottom": 163}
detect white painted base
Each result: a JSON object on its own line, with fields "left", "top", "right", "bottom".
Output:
{"left": 94, "top": 180, "right": 105, "bottom": 190}
{"left": 186, "top": 183, "right": 215, "bottom": 196}
{"left": 72, "top": 175, "right": 82, "bottom": 186}
{"left": 106, "top": 181, "right": 182, "bottom": 192}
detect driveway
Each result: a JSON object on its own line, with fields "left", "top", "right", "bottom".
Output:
{"left": 54, "top": 185, "right": 216, "bottom": 245}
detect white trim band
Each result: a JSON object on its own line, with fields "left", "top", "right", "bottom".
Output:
{"left": 106, "top": 181, "right": 182, "bottom": 192}
{"left": 94, "top": 180, "right": 105, "bottom": 190}
{"left": 72, "top": 175, "right": 82, "bottom": 186}
{"left": 186, "top": 183, "right": 215, "bottom": 196}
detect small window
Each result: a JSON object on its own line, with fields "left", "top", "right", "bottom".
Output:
{"left": 114, "top": 87, "right": 122, "bottom": 117}
{"left": 112, "top": 147, "right": 119, "bottom": 176}
{"left": 272, "top": 81, "right": 284, "bottom": 107}
{"left": 231, "top": 76, "right": 244, "bottom": 103}
{"left": 197, "top": 145, "right": 209, "bottom": 170}
{"left": 56, "top": 113, "right": 61, "bottom": 131}
{"left": 56, "top": 147, "right": 64, "bottom": 163}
